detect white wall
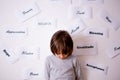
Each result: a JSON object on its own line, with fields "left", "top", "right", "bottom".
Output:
{"left": 0, "top": 0, "right": 120, "bottom": 80}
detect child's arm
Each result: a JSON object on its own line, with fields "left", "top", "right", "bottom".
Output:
{"left": 44, "top": 57, "right": 50, "bottom": 80}
{"left": 74, "top": 57, "right": 83, "bottom": 80}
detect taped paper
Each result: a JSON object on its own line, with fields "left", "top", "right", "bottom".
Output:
{"left": 66, "top": 19, "right": 86, "bottom": 36}
{"left": 36, "top": 17, "right": 56, "bottom": 29}
{"left": 83, "top": 27, "right": 109, "bottom": 38}
{"left": 1, "top": 48, "right": 19, "bottom": 64}
{"left": 84, "top": 61, "right": 108, "bottom": 75}
{"left": 19, "top": 46, "right": 40, "bottom": 59}
{"left": 0, "top": 26, "right": 28, "bottom": 37}
{"left": 106, "top": 41, "right": 120, "bottom": 58}
{"left": 23, "top": 68, "right": 41, "bottom": 80}
{"left": 68, "top": 5, "right": 92, "bottom": 19}
{"left": 98, "top": 10, "right": 120, "bottom": 30}
{"left": 15, "top": 2, "right": 40, "bottom": 22}
{"left": 74, "top": 41, "right": 97, "bottom": 55}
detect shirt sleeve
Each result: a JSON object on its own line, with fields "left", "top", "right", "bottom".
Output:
{"left": 44, "top": 57, "right": 50, "bottom": 80}
{"left": 73, "top": 56, "right": 83, "bottom": 80}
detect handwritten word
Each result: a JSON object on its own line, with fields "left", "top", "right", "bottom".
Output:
{"left": 71, "top": 26, "right": 79, "bottom": 34}
{"left": 3, "top": 49, "right": 10, "bottom": 57}
{"left": 22, "top": 9, "right": 33, "bottom": 15}
{"left": 6, "top": 30, "right": 25, "bottom": 34}
{"left": 106, "top": 16, "right": 112, "bottom": 23}
{"left": 22, "top": 51, "right": 33, "bottom": 55}
{"left": 86, "top": 64, "right": 104, "bottom": 71}
{"left": 114, "top": 46, "right": 120, "bottom": 51}
{"left": 89, "top": 31, "right": 103, "bottom": 35}
{"left": 77, "top": 45, "right": 94, "bottom": 49}
{"left": 38, "top": 22, "right": 52, "bottom": 26}
{"left": 30, "top": 72, "right": 39, "bottom": 76}
{"left": 76, "top": 11, "right": 85, "bottom": 15}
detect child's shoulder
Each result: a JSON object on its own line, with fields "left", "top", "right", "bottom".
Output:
{"left": 70, "top": 55, "right": 79, "bottom": 62}
{"left": 46, "top": 55, "right": 55, "bottom": 60}
{"left": 70, "top": 55, "right": 78, "bottom": 59}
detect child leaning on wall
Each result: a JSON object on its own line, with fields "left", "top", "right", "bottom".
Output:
{"left": 44, "top": 30, "right": 82, "bottom": 80}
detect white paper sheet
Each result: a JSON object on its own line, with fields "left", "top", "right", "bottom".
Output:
{"left": 23, "top": 68, "right": 41, "bottom": 80}
{"left": 98, "top": 10, "right": 120, "bottom": 30}
{"left": 83, "top": 27, "right": 109, "bottom": 38}
{"left": 74, "top": 41, "right": 97, "bottom": 55}
{"left": 1, "top": 47, "right": 20, "bottom": 64}
{"left": 15, "top": 2, "right": 41, "bottom": 22}
{"left": 19, "top": 46, "right": 40, "bottom": 60}
{"left": 84, "top": 61, "right": 108, "bottom": 75}
{"left": 106, "top": 41, "right": 120, "bottom": 58}
{"left": 68, "top": 5, "right": 92, "bottom": 19}
{"left": 66, "top": 19, "right": 86, "bottom": 36}
{"left": 0, "top": 26, "right": 28, "bottom": 37}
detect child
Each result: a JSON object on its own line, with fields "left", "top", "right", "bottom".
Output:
{"left": 44, "top": 30, "right": 82, "bottom": 80}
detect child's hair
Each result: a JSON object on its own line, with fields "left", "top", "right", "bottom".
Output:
{"left": 50, "top": 30, "right": 73, "bottom": 56}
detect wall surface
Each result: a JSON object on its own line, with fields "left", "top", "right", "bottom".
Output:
{"left": 0, "top": 0, "right": 120, "bottom": 80}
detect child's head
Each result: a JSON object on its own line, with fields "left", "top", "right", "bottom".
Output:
{"left": 50, "top": 30, "right": 73, "bottom": 59}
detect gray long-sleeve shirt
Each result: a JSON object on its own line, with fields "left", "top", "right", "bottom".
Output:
{"left": 44, "top": 55, "right": 82, "bottom": 80}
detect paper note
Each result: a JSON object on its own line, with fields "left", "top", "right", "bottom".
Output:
{"left": 84, "top": 61, "right": 108, "bottom": 75}
{"left": 98, "top": 10, "right": 120, "bottom": 30}
{"left": 19, "top": 46, "right": 40, "bottom": 59}
{"left": 66, "top": 19, "right": 86, "bottom": 36}
{"left": 106, "top": 41, "right": 120, "bottom": 58}
{"left": 0, "top": 26, "right": 28, "bottom": 37}
{"left": 68, "top": 5, "right": 92, "bottom": 19}
{"left": 74, "top": 41, "right": 97, "bottom": 55}
{"left": 15, "top": 2, "right": 40, "bottom": 22}
{"left": 83, "top": 27, "right": 109, "bottom": 38}
{"left": 1, "top": 47, "right": 19, "bottom": 64}
{"left": 36, "top": 17, "right": 56, "bottom": 29}
{"left": 23, "top": 68, "right": 41, "bottom": 80}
